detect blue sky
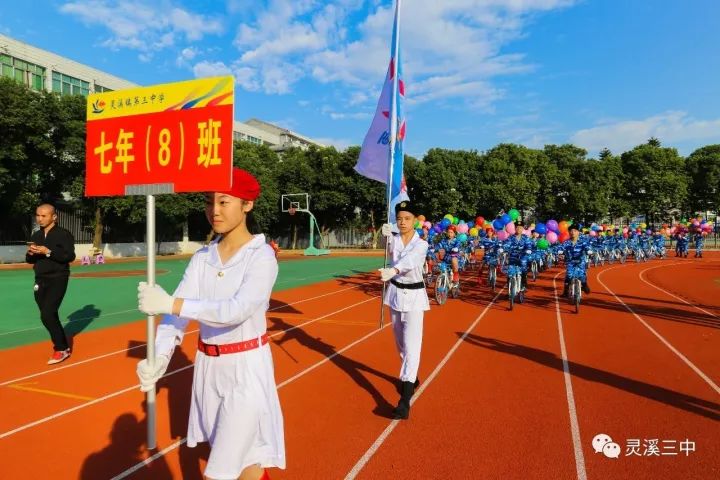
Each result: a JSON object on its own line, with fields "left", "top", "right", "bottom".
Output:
{"left": 2, "top": 0, "right": 719, "bottom": 158}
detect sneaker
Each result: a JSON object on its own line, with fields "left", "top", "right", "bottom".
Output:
{"left": 47, "top": 349, "right": 71, "bottom": 365}
{"left": 582, "top": 284, "right": 591, "bottom": 294}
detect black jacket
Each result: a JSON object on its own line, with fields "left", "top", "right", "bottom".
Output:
{"left": 26, "top": 225, "right": 76, "bottom": 278}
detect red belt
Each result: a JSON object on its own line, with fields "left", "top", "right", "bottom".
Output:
{"left": 198, "top": 334, "right": 269, "bottom": 357}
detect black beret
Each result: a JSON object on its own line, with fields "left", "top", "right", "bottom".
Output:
{"left": 395, "top": 201, "right": 416, "bottom": 216}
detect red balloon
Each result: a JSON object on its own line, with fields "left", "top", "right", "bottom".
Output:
{"left": 558, "top": 231, "right": 570, "bottom": 243}
{"left": 475, "top": 216, "right": 485, "bottom": 226}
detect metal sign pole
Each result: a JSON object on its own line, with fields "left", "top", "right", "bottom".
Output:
{"left": 146, "top": 193, "right": 157, "bottom": 449}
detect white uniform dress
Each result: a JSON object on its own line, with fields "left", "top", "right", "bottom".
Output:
{"left": 383, "top": 231, "right": 430, "bottom": 382}
{"left": 155, "top": 234, "right": 285, "bottom": 479}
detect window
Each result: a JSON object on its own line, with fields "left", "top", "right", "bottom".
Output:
{"left": 52, "top": 71, "right": 91, "bottom": 96}
{"left": 0, "top": 54, "right": 46, "bottom": 91}
{"left": 94, "top": 84, "right": 113, "bottom": 93}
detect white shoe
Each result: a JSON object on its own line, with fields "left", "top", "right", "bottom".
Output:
{"left": 47, "top": 349, "right": 71, "bottom": 365}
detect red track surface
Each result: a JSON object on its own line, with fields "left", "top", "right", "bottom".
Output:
{"left": 1, "top": 254, "right": 718, "bottom": 479}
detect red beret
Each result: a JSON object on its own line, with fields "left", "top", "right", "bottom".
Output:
{"left": 219, "top": 167, "right": 261, "bottom": 200}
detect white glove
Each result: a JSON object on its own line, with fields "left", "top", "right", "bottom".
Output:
{"left": 381, "top": 223, "right": 393, "bottom": 238}
{"left": 378, "top": 267, "right": 397, "bottom": 282}
{"left": 138, "top": 282, "right": 175, "bottom": 316}
{"left": 136, "top": 355, "right": 170, "bottom": 392}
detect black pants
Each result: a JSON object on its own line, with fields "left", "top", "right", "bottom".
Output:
{"left": 34, "top": 276, "right": 70, "bottom": 351}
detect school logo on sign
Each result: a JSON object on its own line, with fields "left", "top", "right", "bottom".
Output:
{"left": 92, "top": 99, "right": 105, "bottom": 114}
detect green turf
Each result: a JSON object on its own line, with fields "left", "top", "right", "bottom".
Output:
{"left": 0, "top": 255, "right": 381, "bottom": 350}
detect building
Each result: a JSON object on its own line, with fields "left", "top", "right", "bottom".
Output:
{"left": 244, "top": 118, "right": 325, "bottom": 151}
{"left": 0, "top": 33, "right": 324, "bottom": 151}
{"left": 0, "top": 33, "right": 137, "bottom": 95}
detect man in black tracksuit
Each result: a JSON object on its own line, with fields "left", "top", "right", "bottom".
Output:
{"left": 26, "top": 204, "right": 76, "bottom": 364}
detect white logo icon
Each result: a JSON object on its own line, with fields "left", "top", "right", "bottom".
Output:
{"left": 603, "top": 442, "right": 621, "bottom": 459}
{"left": 592, "top": 433, "right": 613, "bottom": 454}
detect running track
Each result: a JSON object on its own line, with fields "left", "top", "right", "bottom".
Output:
{"left": 0, "top": 254, "right": 718, "bottom": 479}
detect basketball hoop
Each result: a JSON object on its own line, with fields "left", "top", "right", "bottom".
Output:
{"left": 288, "top": 207, "right": 296, "bottom": 216}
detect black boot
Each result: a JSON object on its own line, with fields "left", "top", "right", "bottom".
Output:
{"left": 396, "top": 377, "right": 420, "bottom": 395}
{"left": 562, "top": 284, "right": 569, "bottom": 297}
{"left": 393, "top": 381, "right": 415, "bottom": 420}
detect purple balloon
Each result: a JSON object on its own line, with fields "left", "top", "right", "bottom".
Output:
{"left": 547, "top": 220, "right": 559, "bottom": 232}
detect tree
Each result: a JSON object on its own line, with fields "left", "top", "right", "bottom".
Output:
{"left": 685, "top": 145, "right": 720, "bottom": 214}
{"left": 621, "top": 142, "right": 687, "bottom": 224}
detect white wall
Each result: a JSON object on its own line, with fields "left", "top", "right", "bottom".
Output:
{"left": 0, "top": 241, "right": 206, "bottom": 264}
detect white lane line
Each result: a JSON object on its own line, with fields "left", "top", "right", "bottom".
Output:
{"left": 638, "top": 263, "right": 718, "bottom": 319}
{"left": 0, "top": 309, "right": 138, "bottom": 337}
{"left": 0, "top": 295, "right": 379, "bottom": 439}
{"left": 343, "top": 289, "right": 503, "bottom": 480}
{"left": 110, "top": 302, "right": 387, "bottom": 480}
{"left": 0, "top": 364, "right": 193, "bottom": 440}
{"left": 552, "top": 272, "right": 587, "bottom": 480}
{"left": 597, "top": 268, "right": 720, "bottom": 396}
{"left": 0, "top": 266, "right": 371, "bottom": 337}
{"left": 0, "top": 284, "right": 364, "bottom": 386}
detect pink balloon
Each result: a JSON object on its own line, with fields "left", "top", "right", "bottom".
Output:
{"left": 589, "top": 230, "right": 597, "bottom": 237}
{"left": 497, "top": 231, "right": 509, "bottom": 241}
{"left": 622, "top": 227, "right": 628, "bottom": 234}
{"left": 457, "top": 223, "right": 469, "bottom": 234}
{"left": 546, "top": 231, "right": 558, "bottom": 244}
{"left": 522, "top": 227, "right": 531, "bottom": 237}
{"left": 505, "top": 222, "right": 516, "bottom": 235}
{"left": 669, "top": 227, "right": 676, "bottom": 234}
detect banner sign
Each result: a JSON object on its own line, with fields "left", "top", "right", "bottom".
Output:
{"left": 85, "top": 76, "right": 234, "bottom": 196}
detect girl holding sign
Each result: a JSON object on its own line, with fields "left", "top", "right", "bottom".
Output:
{"left": 136, "top": 168, "right": 284, "bottom": 480}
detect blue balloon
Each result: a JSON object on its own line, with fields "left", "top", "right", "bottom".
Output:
{"left": 416, "top": 228, "right": 424, "bottom": 236}
{"left": 440, "top": 218, "right": 451, "bottom": 228}
{"left": 501, "top": 213, "right": 511, "bottom": 225}
{"left": 492, "top": 219, "right": 504, "bottom": 231}
{"left": 467, "top": 221, "right": 475, "bottom": 228}
{"left": 535, "top": 222, "right": 547, "bottom": 235}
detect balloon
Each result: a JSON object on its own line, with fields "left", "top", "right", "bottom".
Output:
{"left": 622, "top": 227, "right": 628, "bottom": 234}
{"left": 505, "top": 222, "right": 516, "bottom": 235}
{"left": 434, "top": 225, "right": 443, "bottom": 233}
{"left": 475, "top": 216, "right": 485, "bottom": 226}
{"left": 469, "top": 227, "right": 479, "bottom": 236}
{"left": 444, "top": 214, "right": 453, "bottom": 221}
{"left": 452, "top": 216, "right": 459, "bottom": 225}
{"left": 492, "top": 219, "right": 504, "bottom": 231}
{"left": 558, "top": 231, "right": 570, "bottom": 243}
{"left": 537, "top": 238, "right": 549, "bottom": 250}
{"left": 417, "top": 215, "right": 425, "bottom": 223}
{"left": 414, "top": 221, "right": 421, "bottom": 229}
{"left": 501, "top": 213, "right": 511, "bottom": 225}
{"left": 424, "top": 221, "right": 432, "bottom": 229}
{"left": 441, "top": 218, "right": 451, "bottom": 228}
{"left": 496, "top": 231, "right": 509, "bottom": 241}
{"left": 522, "top": 228, "right": 531, "bottom": 237}
{"left": 457, "top": 223, "right": 469, "bottom": 234}
{"left": 508, "top": 209, "right": 520, "bottom": 221}
{"left": 640, "top": 223, "right": 647, "bottom": 229}
{"left": 535, "top": 222, "right": 547, "bottom": 235}
{"left": 646, "top": 229, "right": 652, "bottom": 235}
{"left": 559, "top": 220, "right": 569, "bottom": 233}
{"left": 467, "top": 221, "right": 475, "bottom": 228}
{"left": 547, "top": 220, "right": 559, "bottom": 232}
{"left": 458, "top": 233, "right": 468, "bottom": 242}
{"left": 546, "top": 231, "right": 558, "bottom": 244}
{"left": 416, "top": 228, "right": 424, "bottom": 236}
{"left": 589, "top": 230, "right": 597, "bottom": 237}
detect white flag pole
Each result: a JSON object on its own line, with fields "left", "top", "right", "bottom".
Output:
{"left": 380, "top": 0, "right": 402, "bottom": 329}
{"left": 146, "top": 194, "right": 157, "bottom": 449}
